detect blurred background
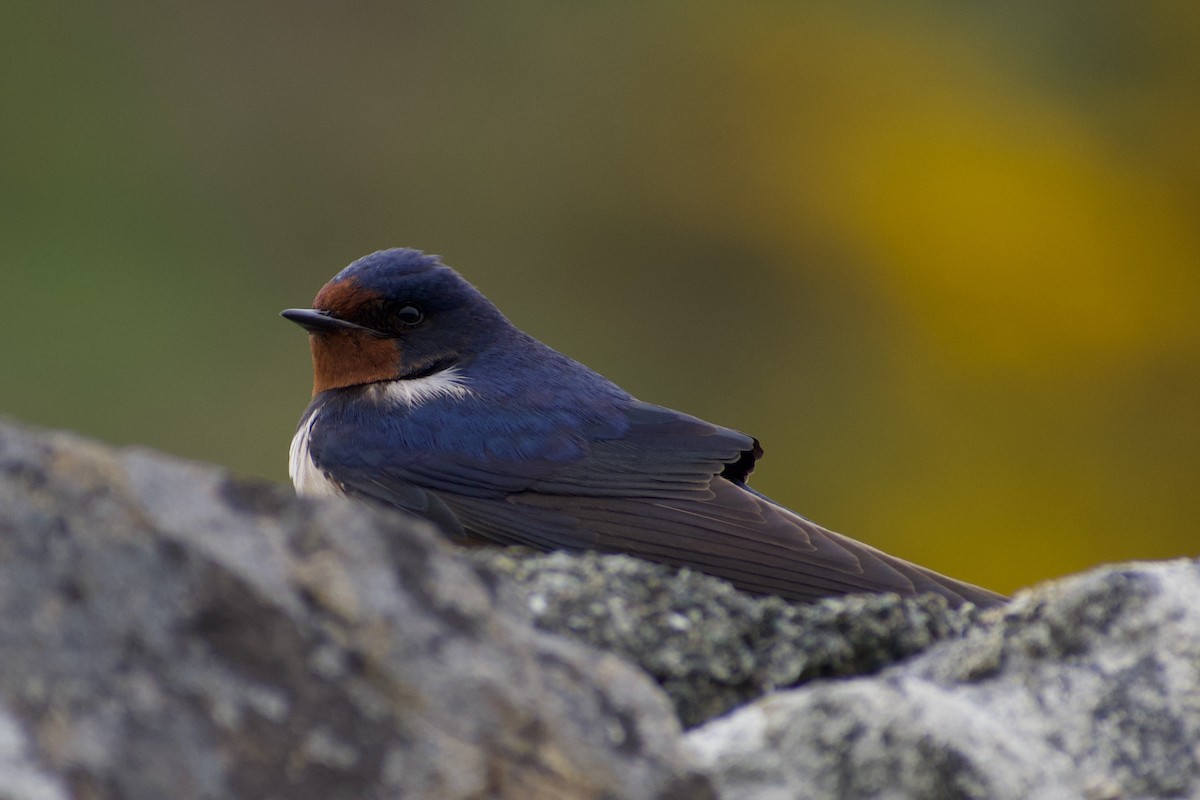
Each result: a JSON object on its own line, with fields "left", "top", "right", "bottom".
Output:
{"left": 3, "top": 2, "right": 1198, "bottom": 595}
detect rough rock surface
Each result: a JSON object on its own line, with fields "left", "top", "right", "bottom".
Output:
{"left": 472, "top": 549, "right": 990, "bottom": 727}
{"left": 5, "top": 416, "right": 1200, "bottom": 800}
{"left": 687, "top": 559, "right": 1200, "bottom": 800}
{"left": 0, "top": 418, "right": 708, "bottom": 800}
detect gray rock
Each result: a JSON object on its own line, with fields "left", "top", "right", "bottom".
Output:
{"left": 8, "top": 415, "right": 1199, "bottom": 800}
{"left": 0, "top": 418, "right": 709, "bottom": 800}
{"left": 687, "top": 559, "right": 1200, "bottom": 800}
{"left": 472, "top": 549, "right": 989, "bottom": 727}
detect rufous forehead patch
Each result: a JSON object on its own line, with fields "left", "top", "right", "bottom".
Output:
{"left": 313, "top": 277, "right": 382, "bottom": 318}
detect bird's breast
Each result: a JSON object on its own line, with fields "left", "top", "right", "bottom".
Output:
{"left": 288, "top": 409, "right": 343, "bottom": 498}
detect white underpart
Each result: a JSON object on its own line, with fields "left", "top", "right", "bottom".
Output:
{"left": 364, "top": 365, "right": 474, "bottom": 406}
{"left": 289, "top": 367, "right": 474, "bottom": 498}
{"left": 288, "top": 412, "right": 343, "bottom": 498}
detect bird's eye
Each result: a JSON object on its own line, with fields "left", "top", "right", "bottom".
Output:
{"left": 393, "top": 304, "right": 425, "bottom": 327}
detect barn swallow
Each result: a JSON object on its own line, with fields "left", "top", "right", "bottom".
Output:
{"left": 282, "top": 248, "right": 1004, "bottom": 608}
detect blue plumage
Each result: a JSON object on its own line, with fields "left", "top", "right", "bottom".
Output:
{"left": 283, "top": 248, "right": 1004, "bottom": 607}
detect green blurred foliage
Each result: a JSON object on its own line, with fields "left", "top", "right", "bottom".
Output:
{"left": 2, "top": 2, "right": 1197, "bottom": 595}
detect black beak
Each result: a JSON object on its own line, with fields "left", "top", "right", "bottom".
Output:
{"left": 280, "top": 308, "right": 373, "bottom": 334}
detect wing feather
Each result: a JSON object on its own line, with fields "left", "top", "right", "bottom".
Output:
{"left": 313, "top": 397, "right": 1003, "bottom": 607}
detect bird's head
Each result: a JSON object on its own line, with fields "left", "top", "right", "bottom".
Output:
{"left": 282, "top": 248, "right": 506, "bottom": 395}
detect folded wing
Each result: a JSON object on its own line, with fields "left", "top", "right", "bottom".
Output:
{"left": 314, "top": 398, "right": 1004, "bottom": 607}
